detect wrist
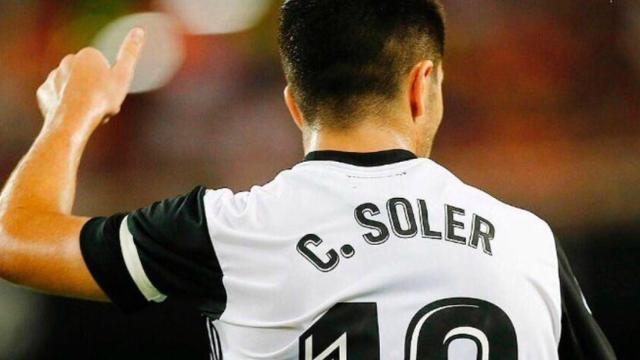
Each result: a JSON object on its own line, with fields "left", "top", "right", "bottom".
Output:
{"left": 42, "top": 104, "right": 103, "bottom": 142}
{"left": 40, "top": 118, "right": 97, "bottom": 151}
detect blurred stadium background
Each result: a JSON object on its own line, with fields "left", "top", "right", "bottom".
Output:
{"left": 0, "top": 0, "right": 637, "bottom": 358}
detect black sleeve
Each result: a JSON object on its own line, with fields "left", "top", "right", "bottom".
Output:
{"left": 80, "top": 186, "right": 227, "bottom": 313}
{"left": 556, "top": 241, "right": 616, "bottom": 359}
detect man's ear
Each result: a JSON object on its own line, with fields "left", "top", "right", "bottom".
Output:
{"left": 284, "top": 86, "right": 305, "bottom": 131}
{"left": 409, "top": 60, "right": 434, "bottom": 119}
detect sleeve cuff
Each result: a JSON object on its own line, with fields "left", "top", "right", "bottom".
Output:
{"left": 80, "top": 214, "right": 149, "bottom": 312}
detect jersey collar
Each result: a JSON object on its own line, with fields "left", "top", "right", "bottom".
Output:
{"left": 303, "top": 149, "right": 417, "bottom": 167}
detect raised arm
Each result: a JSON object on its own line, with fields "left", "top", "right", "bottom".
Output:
{"left": 0, "top": 28, "right": 145, "bottom": 300}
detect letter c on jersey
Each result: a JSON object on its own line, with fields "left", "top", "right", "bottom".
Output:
{"left": 297, "top": 234, "right": 340, "bottom": 272}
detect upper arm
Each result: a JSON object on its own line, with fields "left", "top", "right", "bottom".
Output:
{"left": 0, "top": 209, "right": 106, "bottom": 301}
{"left": 79, "top": 186, "right": 226, "bottom": 313}
{"left": 1, "top": 185, "right": 227, "bottom": 313}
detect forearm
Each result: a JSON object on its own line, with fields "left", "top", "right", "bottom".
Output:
{"left": 0, "top": 114, "right": 103, "bottom": 297}
{"left": 0, "top": 28, "right": 142, "bottom": 300}
{"left": 0, "top": 119, "right": 94, "bottom": 217}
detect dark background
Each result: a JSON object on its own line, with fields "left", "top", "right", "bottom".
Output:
{"left": 0, "top": 0, "right": 638, "bottom": 358}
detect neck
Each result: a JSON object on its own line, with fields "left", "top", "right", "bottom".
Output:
{"left": 303, "top": 124, "right": 415, "bottom": 155}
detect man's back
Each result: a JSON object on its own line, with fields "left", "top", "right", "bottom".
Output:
{"left": 205, "top": 150, "right": 560, "bottom": 358}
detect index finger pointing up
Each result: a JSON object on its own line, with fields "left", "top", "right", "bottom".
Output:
{"left": 112, "top": 27, "right": 145, "bottom": 84}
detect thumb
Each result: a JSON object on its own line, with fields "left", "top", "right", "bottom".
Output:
{"left": 112, "top": 28, "right": 145, "bottom": 87}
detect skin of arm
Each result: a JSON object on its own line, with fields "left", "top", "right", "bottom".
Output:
{"left": 0, "top": 28, "right": 145, "bottom": 300}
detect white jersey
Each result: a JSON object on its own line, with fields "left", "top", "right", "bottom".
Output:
{"left": 79, "top": 149, "right": 615, "bottom": 359}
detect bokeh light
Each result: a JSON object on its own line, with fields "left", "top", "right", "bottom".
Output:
{"left": 92, "top": 12, "right": 184, "bottom": 93}
{"left": 157, "top": 0, "right": 272, "bottom": 35}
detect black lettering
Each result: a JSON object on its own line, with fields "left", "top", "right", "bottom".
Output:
{"left": 445, "top": 204, "right": 466, "bottom": 244}
{"left": 297, "top": 234, "right": 339, "bottom": 272}
{"left": 387, "top": 198, "right": 418, "bottom": 238}
{"left": 418, "top": 199, "right": 442, "bottom": 239}
{"left": 469, "top": 214, "right": 495, "bottom": 255}
{"left": 355, "top": 203, "right": 390, "bottom": 245}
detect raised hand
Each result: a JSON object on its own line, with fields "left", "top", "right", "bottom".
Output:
{"left": 37, "top": 28, "right": 145, "bottom": 133}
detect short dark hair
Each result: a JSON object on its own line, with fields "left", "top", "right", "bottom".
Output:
{"left": 279, "top": 0, "right": 446, "bottom": 128}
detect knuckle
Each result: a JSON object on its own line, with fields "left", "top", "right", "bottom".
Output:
{"left": 75, "top": 47, "right": 110, "bottom": 68}
{"left": 36, "top": 83, "right": 50, "bottom": 96}
{"left": 77, "top": 48, "right": 106, "bottom": 62}
{"left": 60, "top": 54, "right": 74, "bottom": 66}
{"left": 42, "top": 71, "right": 55, "bottom": 85}
{"left": 77, "top": 47, "right": 100, "bottom": 58}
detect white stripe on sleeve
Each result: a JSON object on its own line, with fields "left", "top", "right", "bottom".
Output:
{"left": 119, "top": 216, "right": 167, "bottom": 303}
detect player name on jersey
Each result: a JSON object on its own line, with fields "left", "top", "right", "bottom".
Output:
{"left": 297, "top": 197, "right": 496, "bottom": 272}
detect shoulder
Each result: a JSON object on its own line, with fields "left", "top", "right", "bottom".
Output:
{"left": 201, "top": 167, "right": 300, "bottom": 220}
{"left": 425, "top": 159, "right": 554, "bottom": 238}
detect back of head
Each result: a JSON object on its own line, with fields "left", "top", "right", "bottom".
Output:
{"left": 279, "top": 0, "right": 446, "bottom": 128}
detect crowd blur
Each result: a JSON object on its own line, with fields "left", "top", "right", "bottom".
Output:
{"left": 0, "top": 0, "right": 637, "bottom": 358}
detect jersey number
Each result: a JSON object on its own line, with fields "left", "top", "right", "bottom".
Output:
{"left": 299, "top": 297, "right": 517, "bottom": 360}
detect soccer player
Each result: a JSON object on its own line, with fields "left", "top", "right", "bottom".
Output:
{"left": 0, "top": 1, "right": 616, "bottom": 359}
